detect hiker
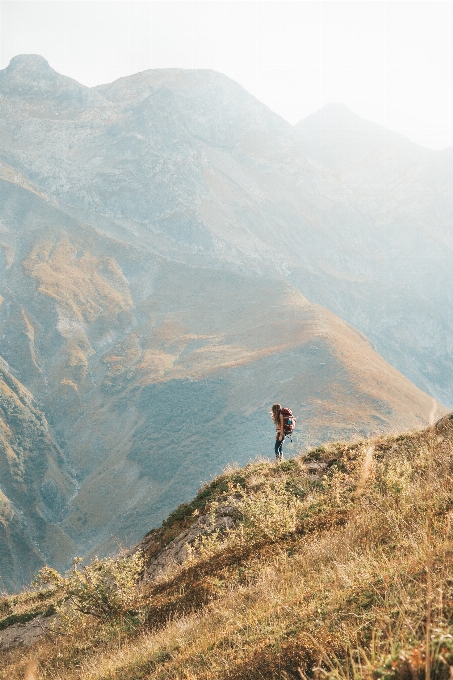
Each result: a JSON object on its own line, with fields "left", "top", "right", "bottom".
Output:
{"left": 271, "top": 403, "right": 296, "bottom": 461}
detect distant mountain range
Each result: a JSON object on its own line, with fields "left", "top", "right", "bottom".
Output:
{"left": 0, "top": 54, "right": 450, "bottom": 590}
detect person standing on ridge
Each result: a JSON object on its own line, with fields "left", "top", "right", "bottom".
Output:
{"left": 271, "top": 403, "right": 296, "bottom": 461}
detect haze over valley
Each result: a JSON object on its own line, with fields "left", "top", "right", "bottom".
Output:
{"left": 0, "top": 54, "right": 451, "bottom": 591}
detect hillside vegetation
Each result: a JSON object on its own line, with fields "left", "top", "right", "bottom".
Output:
{"left": 2, "top": 412, "right": 453, "bottom": 679}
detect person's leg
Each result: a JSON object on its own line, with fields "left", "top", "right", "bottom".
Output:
{"left": 275, "top": 436, "right": 284, "bottom": 460}
{"left": 280, "top": 435, "right": 285, "bottom": 460}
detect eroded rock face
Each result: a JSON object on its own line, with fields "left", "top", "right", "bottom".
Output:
{"left": 0, "top": 56, "right": 451, "bottom": 588}
{"left": 143, "top": 511, "right": 234, "bottom": 583}
{"left": 0, "top": 362, "right": 75, "bottom": 591}
{"left": 0, "top": 613, "right": 55, "bottom": 651}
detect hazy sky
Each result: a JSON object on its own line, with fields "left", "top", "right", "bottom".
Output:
{"left": 1, "top": 1, "right": 452, "bottom": 149}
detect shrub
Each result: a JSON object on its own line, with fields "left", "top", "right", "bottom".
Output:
{"left": 34, "top": 550, "right": 144, "bottom": 628}
{"left": 231, "top": 477, "right": 304, "bottom": 542}
{"left": 191, "top": 477, "right": 306, "bottom": 558}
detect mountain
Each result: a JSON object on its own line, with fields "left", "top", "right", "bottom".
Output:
{"left": 0, "top": 359, "right": 74, "bottom": 592}
{"left": 295, "top": 101, "right": 416, "bottom": 171}
{"left": 295, "top": 104, "right": 453, "bottom": 404}
{"left": 1, "top": 56, "right": 452, "bottom": 407}
{"left": 0, "top": 55, "right": 450, "bottom": 588}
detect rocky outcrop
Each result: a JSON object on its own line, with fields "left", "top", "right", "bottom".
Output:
{"left": 0, "top": 613, "right": 54, "bottom": 651}
{"left": 0, "top": 361, "right": 75, "bottom": 591}
{"left": 143, "top": 508, "right": 235, "bottom": 582}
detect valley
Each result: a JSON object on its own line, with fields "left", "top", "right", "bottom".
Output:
{"left": 0, "top": 54, "right": 451, "bottom": 588}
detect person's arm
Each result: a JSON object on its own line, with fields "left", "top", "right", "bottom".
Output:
{"left": 278, "top": 413, "right": 284, "bottom": 440}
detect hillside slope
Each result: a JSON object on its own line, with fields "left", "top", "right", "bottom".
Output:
{"left": 2, "top": 414, "right": 453, "bottom": 679}
{"left": 295, "top": 104, "right": 453, "bottom": 404}
{"left": 0, "top": 173, "right": 443, "bottom": 581}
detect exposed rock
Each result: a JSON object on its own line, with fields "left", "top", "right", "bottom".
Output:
{"left": 0, "top": 362, "right": 75, "bottom": 591}
{"left": 143, "top": 508, "right": 234, "bottom": 582}
{"left": 0, "top": 613, "right": 55, "bottom": 650}
{"left": 435, "top": 411, "right": 453, "bottom": 434}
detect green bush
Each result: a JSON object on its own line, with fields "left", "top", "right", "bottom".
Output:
{"left": 231, "top": 478, "right": 304, "bottom": 542}
{"left": 34, "top": 550, "right": 144, "bottom": 628}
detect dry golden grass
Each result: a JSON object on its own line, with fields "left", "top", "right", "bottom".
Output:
{"left": 2, "top": 415, "right": 453, "bottom": 679}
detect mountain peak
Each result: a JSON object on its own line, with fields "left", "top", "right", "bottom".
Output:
{"left": 0, "top": 53, "right": 102, "bottom": 113}
{"left": 1, "top": 53, "right": 69, "bottom": 93}
{"left": 6, "top": 54, "right": 53, "bottom": 73}
{"left": 317, "top": 101, "right": 354, "bottom": 115}
{"left": 295, "top": 101, "right": 412, "bottom": 171}
{"left": 296, "top": 102, "right": 383, "bottom": 131}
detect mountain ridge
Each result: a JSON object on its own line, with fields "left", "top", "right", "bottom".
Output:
{"left": 0, "top": 55, "right": 451, "bottom": 589}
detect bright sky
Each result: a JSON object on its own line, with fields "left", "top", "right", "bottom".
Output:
{"left": 1, "top": 1, "right": 452, "bottom": 149}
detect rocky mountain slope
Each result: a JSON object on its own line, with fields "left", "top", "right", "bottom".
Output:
{"left": 0, "top": 170, "right": 441, "bottom": 588}
{"left": 0, "top": 54, "right": 450, "bottom": 588}
{"left": 1, "top": 55, "right": 452, "bottom": 405}
{"left": 0, "top": 360, "right": 74, "bottom": 592}
{"left": 295, "top": 103, "right": 453, "bottom": 404}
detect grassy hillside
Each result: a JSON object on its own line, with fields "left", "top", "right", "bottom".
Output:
{"left": 2, "top": 412, "right": 453, "bottom": 679}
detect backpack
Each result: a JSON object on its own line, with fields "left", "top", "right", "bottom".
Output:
{"left": 281, "top": 407, "right": 296, "bottom": 435}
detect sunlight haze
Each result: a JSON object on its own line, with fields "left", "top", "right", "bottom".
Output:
{"left": 1, "top": 1, "right": 452, "bottom": 149}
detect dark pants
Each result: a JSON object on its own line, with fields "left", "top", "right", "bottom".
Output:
{"left": 275, "top": 435, "right": 285, "bottom": 458}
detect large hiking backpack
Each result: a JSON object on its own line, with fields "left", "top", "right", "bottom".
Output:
{"left": 281, "top": 407, "right": 296, "bottom": 436}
